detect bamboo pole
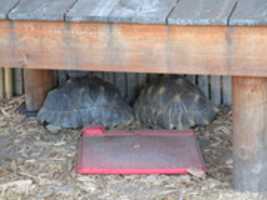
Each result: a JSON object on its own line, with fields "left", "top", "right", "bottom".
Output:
{"left": 0, "top": 68, "right": 4, "bottom": 99}
{"left": 4, "top": 68, "right": 13, "bottom": 99}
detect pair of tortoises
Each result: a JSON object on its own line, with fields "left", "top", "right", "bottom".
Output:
{"left": 37, "top": 72, "right": 218, "bottom": 131}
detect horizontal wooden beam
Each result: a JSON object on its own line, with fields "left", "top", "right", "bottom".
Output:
{"left": 1, "top": 20, "right": 267, "bottom": 76}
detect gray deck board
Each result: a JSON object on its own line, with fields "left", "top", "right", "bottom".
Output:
{"left": 229, "top": 0, "right": 267, "bottom": 25}
{"left": 66, "top": 0, "right": 120, "bottom": 22}
{"left": 66, "top": 0, "right": 178, "bottom": 24}
{"left": 2, "top": 0, "right": 267, "bottom": 26}
{"left": 108, "top": 0, "right": 178, "bottom": 24}
{"left": 0, "top": 0, "right": 20, "bottom": 20}
{"left": 168, "top": 0, "right": 237, "bottom": 25}
{"left": 8, "top": 0, "right": 77, "bottom": 21}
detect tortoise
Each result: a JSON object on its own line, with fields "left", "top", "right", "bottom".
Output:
{"left": 134, "top": 77, "right": 218, "bottom": 130}
{"left": 37, "top": 76, "right": 134, "bottom": 129}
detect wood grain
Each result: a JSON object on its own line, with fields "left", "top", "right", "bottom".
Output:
{"left": 222, "top": 76, "right": 232, "bottom": 105}
{"left": 168, "top": 0, "right": 237, "bottom": 25}
{"left": 0, "top": 68, "right": 4, "bottom": 98}
{"left": 66, "top": 0, "right": 178, "bottom": 24}
{"left": 108, "top": 0, "right": 177, "bottom": 24}
{"left": 2, "top": 21, "right": 267, "bottom": 76}
{"left": 8, "top": 0, "right": 77, "bottom": 21}
{"left": 4, "top": 68, "right": 13, "bottom": 98}
{"left": 233, "top": 77, "right": 267, "bottom": 192}
{"left": 230, "top": 0, "right": 267, "bottom": 25}
{"left": 14, "top": 68, "right": 24, "bottom": 95}
{"left": 0, "top": 0, "right": 20, "bottom": 20}
{"left": 0, "top": 21, "right": 11, "bottom": 67}
{"left": 66, "top": 0, "right": 120, "bottom": 22}
{"left": 210, "top": 76, "right": 221, "bottom": 105}
{"left": 24, "top": 69, "right": 55, "bottom": 111}
{"left": 198, "top": 76, "right": 209, "bottom": 98}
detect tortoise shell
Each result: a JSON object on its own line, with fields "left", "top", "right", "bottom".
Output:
{"left": 134, "top": 77, "right": 218, "bottom": 130}
{"left": 37, "top": 76, "right": 134, "bottom": 129}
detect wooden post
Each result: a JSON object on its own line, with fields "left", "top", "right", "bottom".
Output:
{"left": 24, "top": 69, "right": 55, "bottom": 112}
{"left": 4, "top": 68, "right": 13, "bottom": 99}
{"left": 233, "top": 77, "right": 267, "bottom": 192}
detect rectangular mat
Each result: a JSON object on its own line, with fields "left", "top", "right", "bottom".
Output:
{"left": 77, "top": 127, "right": 206, "bottom": 174}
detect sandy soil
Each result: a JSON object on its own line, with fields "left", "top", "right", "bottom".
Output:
{"left": 0, "top": 97, "right": 265, "bottom": 200}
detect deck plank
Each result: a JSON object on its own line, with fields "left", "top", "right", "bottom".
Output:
{"left": 0, "top": 0, "right": 20, "bottom": 20}
{"left": 222, "top": 76, "right": 232, "bottom": 105}
{"left": 210, "top": 76, "right": 221, "bottom": 105}
{"left": 66, "top": 0, "right": 119, "bottom": 22}
{"left": 8, "top": 0, "right": 77, "bottom": 21}
{"left": 230, "top": 0, "right": 267, "bottom": 25}
{"left": 168, "top": 0, "right": 237, "bottom": 25}
{"left": 108, "top": 0, "right": 178, "bottom": 24}
{"left": 66, "top": 0, "right": 178, "bottom": 24}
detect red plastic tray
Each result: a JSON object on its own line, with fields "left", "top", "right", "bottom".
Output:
{"left": 76, "top": 126, "right": 206, "bottom": 175}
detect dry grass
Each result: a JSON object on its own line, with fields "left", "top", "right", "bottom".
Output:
{"left": 0, "top": 97, "right": 265, "bottom": 200}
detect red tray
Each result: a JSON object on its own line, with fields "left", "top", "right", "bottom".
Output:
{"left": 76, "top": 126, "right": 206, "bottom": 175}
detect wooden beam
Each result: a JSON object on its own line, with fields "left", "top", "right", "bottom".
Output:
{"left": 1, "top": 20, "right": 267, "bottom": 76}
{"left": 24, "top": 69, "right": 55, "bottom": 111}
{"left": 233, "top": 77, "right": 267, "bottom": 192}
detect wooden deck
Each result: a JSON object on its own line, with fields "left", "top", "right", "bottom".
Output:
{"left": 1, "top": 0, "right": 267, "bottom": 193}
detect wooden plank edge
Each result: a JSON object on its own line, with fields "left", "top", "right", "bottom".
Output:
{"left": 1, "top": 20, "right": 267, "bottom": 77}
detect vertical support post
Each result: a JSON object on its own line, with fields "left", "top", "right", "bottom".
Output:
{"left": 24, "top": 69, "right": 55, "bottom": 112}
{"left": 233, "top": 76, "right": 267, "bottom": 192}
{"left": 4, "top": 68, "right": 13, "bottom": 99}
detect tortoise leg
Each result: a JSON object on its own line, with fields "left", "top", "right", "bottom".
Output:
{"left": 24, "top": 69, "right": 55, "bottom": 112}
{"left": 233, "top": 76, "right": 267, "bottom": 192}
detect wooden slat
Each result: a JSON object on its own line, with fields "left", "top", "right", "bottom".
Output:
{"left": 93, "top": 72, "right": 105, "bottom": 79}
{"left": 4, "top": 68, "right": 13, "bottom": 99}
{"left": 108, "top": 0, "right": 178, "bottom": 24}
{"left": 0, "top": 68, "right": 4, "bottom": 98}
{"left": 102, "top": 72, "right": 114, "bottom": 83}
{"left": 8, "top": 0, "right": 77, "bottom": 21}
{"left": 230, "top": 0, "right": 267, "bottom": 25}
{"left": 197, "top": 76, "right": 209, "bottom": 98}
{"left": 114, "top": 73, "right": 127, "bottom": 98}
{"left": 13, "top": 68, "right": 24, "bottom": 95}
{"left": 66, "top": 0, "right": 120, "bottom": 22}
{"left": 126, "top": 73, "right": 137, "bottom": 102}
{"left": 0, "top": 0, "right": 20, "bottom": 20}
{"left": 56, "top": 71, "right": 230, "bottom": 105}
{"left": 136, "top": 73, "right": 147, "bottom": 88}
{"left": 168, "top": 0, "right": 237, "bottom": 25}
{"left": 186, "top": 75, "right": 197, "bottom": 84}
{"left": 24, "top": 69, "right": 55, "bottom": 111}
{"left": 223, "top": 76, "right": 232, "bottom": 105}
{"left": 210, "top": 76, "right": 221, "bottom": 105}
{"left": 66, "top": 0, "right": 178, "bottom": 24}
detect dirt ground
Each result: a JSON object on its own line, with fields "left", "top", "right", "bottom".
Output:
{"left": 0, "top": 97, "right": 265, "bottom": 200}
